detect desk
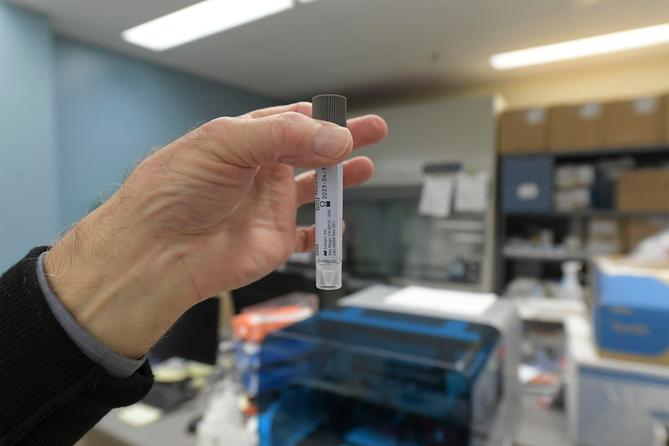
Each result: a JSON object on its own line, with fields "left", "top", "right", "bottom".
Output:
{"left": 515, "top": 394, "right": 569, "bottom": 446}
{"left": 81, "top": 289, "right": 575, "bottom": 446}
{"left": 83, "top": 393, "right": 568, "bottom": 446}
{"left": 79, "top": 396, "right": 204, "bottom": 446}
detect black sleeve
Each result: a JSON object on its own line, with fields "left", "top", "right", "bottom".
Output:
{"left": 0, "top": 247, "right": 154, "bottom": 445}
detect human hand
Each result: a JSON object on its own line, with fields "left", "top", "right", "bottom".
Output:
{"left": 44, "top": 102, "right": 387, "bottom": 357}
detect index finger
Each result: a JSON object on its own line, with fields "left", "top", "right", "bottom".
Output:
{"left": 241, "top": 103, "right": 387, "bottom": 149}
{"left": 240, "top": 102, "right": 312, "bottom": 119}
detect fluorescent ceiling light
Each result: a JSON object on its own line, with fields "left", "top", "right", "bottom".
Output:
{"left": 122, "top": 0, "right": 292, "bottom": 51}
{"left": 491, "top": 22, "right": 669, "bottom": 70}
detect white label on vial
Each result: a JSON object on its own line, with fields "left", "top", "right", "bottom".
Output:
{"left": 315, "top": 164, "right": 342, "bottom": 262}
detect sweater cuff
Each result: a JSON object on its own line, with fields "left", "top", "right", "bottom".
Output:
{"left": 0, "top": 247, "right": 153, "bottom": 445}
{"left": 37, "top": 252, "right": 145, "bottom": 378}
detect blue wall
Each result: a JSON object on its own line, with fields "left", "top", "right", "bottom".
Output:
{"left": 54, "top": 38, "right": 277, "bottom": 226}
{"left": 0, "top": 2, "right": 278, "bottom": 271}
{"left": 0, "top": 3, "right": 59, "bottom": 271}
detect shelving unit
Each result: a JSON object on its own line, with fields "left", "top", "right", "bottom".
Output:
{"left": 540, "top": 145, "right": 669, "bottom": 160}
{"left": 502, "top": 249, "right": 589, "bottom": 262}
{"left": 495, "top": 145, "right": 669, "bottom": 294}
{"left": 504, "top": 210, "right": 669, "bottom": 219}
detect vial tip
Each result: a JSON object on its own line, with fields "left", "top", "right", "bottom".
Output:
{"left": 316, "top": 264, "right": 342, "bottom": 290}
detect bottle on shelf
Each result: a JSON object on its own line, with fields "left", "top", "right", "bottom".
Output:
{"left": 559, "top": 261, "right": 584, "bottom": 301}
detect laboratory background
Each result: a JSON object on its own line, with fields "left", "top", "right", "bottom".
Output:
{"left": 2, "top": 0, "right": 669, "bottom": 445}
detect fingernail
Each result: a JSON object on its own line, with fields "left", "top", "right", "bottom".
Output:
{"left": 313, "top": 125, "right": 350, "bottom": 158}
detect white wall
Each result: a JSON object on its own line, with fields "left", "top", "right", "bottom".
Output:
{"left": 457, "top": 56, "right": 669, "bottom": 110}
{"left": 352, "top": 94, "right": 497, "bottom": 186}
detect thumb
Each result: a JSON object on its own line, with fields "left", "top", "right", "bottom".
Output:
{"left": 199, "top": 111, "right": 353, "bottom": 168}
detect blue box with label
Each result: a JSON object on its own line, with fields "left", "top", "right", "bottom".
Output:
{"left": 500, "top": 154, "right": 554, "bottom": 213}
{"left": 594, "top": 257, "right": 669, "bottom": 366}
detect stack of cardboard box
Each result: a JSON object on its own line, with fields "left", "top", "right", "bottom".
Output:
{"left": 586, "top": 218, "right": 621, "bottom": 256}
{"left": 498, "top": 108, "right": 548, "bottom": 154}
{"left": 616, "top": 167, "right": 669, "bottom": 212}
{"left": 549, "top": 102, "right": 604, "bottom": 152}
{"left": 498, "top": 93, "right": 669, "bottom": 154}
{"left": 625, "top": 217, "right": 669, "bottom": 251}
{"left": 604, "top": 96, "right": 668, "bottom": 148}
{"left": 498, "top": 93, "right": 669, "bottom": 218}
{"left": 554, "top": 164, "right": 595, "bottom": 212}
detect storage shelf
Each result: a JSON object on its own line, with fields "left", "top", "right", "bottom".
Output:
{"left": 503, "top": 253, "right": 589, "bottom": 263}
{"left": 503, "top": 249, "right": 589, "bottom": 262}
{"left": 551, "top": 145, "right": 669, "bottom": 160}
{"left": 499, "top": 145, "right": 669, "bottom": 160}
{"left": 512, "top": 297, "right": 586, "bottom": 323}
{"left": 504, "top": 209, "right": 669, "bottom": 219}
{"left": 344, "top": 184, "right": 422, "bottom": 202}
{"left": 497, "top": 144, "right": 669, "bottom": 293}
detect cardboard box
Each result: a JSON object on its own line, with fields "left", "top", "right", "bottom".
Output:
{"left": 554, "top": 187, "right": 591, "bottom": 212}
{"left": 498, "top": 108, "right": 547, "bottom": 154}
{"left": 588, "top": 218, "right": 619, "bottom": 239}
{"left": 604, "top": 96, "right": 667, "bottom": 148}
{"left": 549, "top": 103, "right": 604, "bottom": 152}
{"left": 566, "top": 315, "right": 669, "bottom": 446}
{"left": 593, "top": 256, "right": 669, "bottom": 366}
{"left": 585, "top": 239, "right": 620, "bottom": 256}
{"left": 616, "top": 168, "right": 669, "bottom": 212}
{"left": 586, "top": 218, "right": 622, "bottom": 256}
{"left": 555, "top": 164, "right": 595, "bottom": 189}
{"left": 626, "top": 217, "right": 669, "bottom": 252}
{"left": 665, "top": 93, "right": 669, "bottom": 143}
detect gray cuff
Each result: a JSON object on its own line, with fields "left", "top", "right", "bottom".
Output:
{"left": 37, "top": 252, "right": 145, "bottom": 378}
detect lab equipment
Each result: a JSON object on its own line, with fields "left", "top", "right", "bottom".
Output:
{"left": 313, "top": 94, "right": 346, "bottom": 290}
{"left": 232, "top": 293, "right": 318, "bottom": 396}
{"left": 341, "top": 285, "right": 521, "bottom": 421}
{"left": 196, "top": 380, "right": 256, "bottom": 446}
{"left": 559, "top": 261, "right": 584, "bottom": 301}
{"left": 255, "top": 286, "right": 521, "bottom": 445}
{"left": 232, "top": 293, "right": 318, "bottom": 344}
{"left": 566, "top": 314, "right": 669, "bottom": 446}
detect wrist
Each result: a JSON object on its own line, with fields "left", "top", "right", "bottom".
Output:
{"left": 44, "top": 199, "right": 195, "bottom": 358}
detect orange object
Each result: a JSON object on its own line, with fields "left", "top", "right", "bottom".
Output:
{"left": 242, "top": 403, "right": 258, "bottom": 417}
{"left": 231, "top": 305, "right": 313, "bottom": 343}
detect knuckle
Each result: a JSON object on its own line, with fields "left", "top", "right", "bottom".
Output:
{"left": 293, "top": 101, "right": 312, "bottom": 115}
{"left": 201, "top": 116, "right": 235, "bottom": 139}
{"left": 271, "top": 112, "right": 312, "bottom": 150}
{"left": 281, "top": 110, "right": 310, "bottom": 124}
{"left": 192, "top": 117, "right": 244, "bottom": 162}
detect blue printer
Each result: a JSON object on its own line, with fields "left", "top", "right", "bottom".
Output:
{"left": 256, "top": 302, "right": 508, "bottom": 446}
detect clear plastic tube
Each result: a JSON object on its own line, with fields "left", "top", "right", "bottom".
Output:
{"left": 312, "top": 94, "right": 346, "bottom": 290}
{"left": 315, "top": 163, "right": 343, "bottom": 289}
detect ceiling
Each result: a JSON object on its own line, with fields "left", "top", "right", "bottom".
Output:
{"left": 9, "top": 0, "right": 669, "bottom": 100}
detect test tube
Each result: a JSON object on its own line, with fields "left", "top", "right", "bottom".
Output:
{"left": 313, "top": 94, "right": 346, "bottom": 290}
